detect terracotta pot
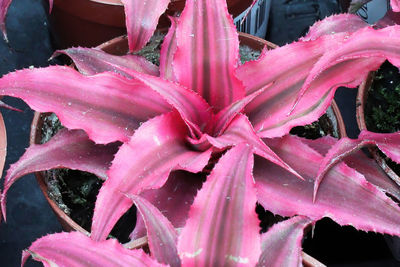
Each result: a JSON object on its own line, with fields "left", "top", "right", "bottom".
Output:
{"left": 357, "top": 71, "right": 400, "bottom": 261}
{"left": 45, "top": 0, "right": 252, "bottom": 49}
{"left": 356, "top": 73, "right": 400, "bottom": 184}
{"left": 31, "top": 33, "right": 342, "bottom": 266}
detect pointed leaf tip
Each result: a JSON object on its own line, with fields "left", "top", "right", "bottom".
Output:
{"left": 126, "top": 194, "right": 180, "bottom": 267}
{"left": 1, "top": 128, "right": 118, "bottom": 221}
{"left": 257, "top": 216, "right": 313, "bottom": 267}
{"left": 121, "top": 0, "right": 170, "bottom": 52}
{"left": 23, "top": 231, "right": 163, "bottom": 267}
{"left": 314, "top": 130, "right": 400, "bottom": 201}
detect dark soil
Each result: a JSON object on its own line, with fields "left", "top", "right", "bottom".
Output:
{"left": 290, "top": 114, "right": 335, "bottom": 140}
{"left": 364, "top": 60, "right": 400, "bottom": 176}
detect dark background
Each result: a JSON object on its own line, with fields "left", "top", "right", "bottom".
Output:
{"left": 0, "top": 0, "right": 398, "bottom": 266}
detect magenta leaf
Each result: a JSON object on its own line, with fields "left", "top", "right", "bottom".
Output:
{"left": 206, "top": 114, "right": 302, "bottom": 179}
{"left": 21, "top": 231, "right": 164, "bottom": 267}
{"left": 0, "top": 66, "right": 171, "bottom": 144}
{"left": 173, "top": 0, "right": 245, "bottom": 111}
{"left": 55, "top": 47, "right": 159, "bottom": 77}
{"left": 210, "top": 87, "right": 268, "bottom": 136}
{"left": 0, "top": 112, "right": 6, "bottom": 179}
{"left": 393, "top": 0, "right": 400, "bottom": 11}
{"left": 131, "top": 170, "right": 204, "bottom": 241}
{"left": 160, "top": 16, "right": 178, "bottom": 81}
{"left": 314, "top": 130, "right": 400, "bottom": 200}
{"left": 126, "top": 194, "right": 180, "bottom": 267}
{"left": 126, "top": 70, "right": 212, "bottom": 136}
{"left": 121, "top": 0, "right": 170, "bottom": 53}
{"left": 0, "top": 0, "right": 11, "bottom": 41}
{"left": 236, "top": 31, "right": 361, "bottom": 138}
{"left": 1, "top": 128, "right": 118, "bottom": 221}
{"left": 255, "top": 135, "right": 400, "bottom": 236}
{"left": 296, "top": 25, "right": 400, "bottom": 109}
{"left": 257, "top": 216, "right": 313, "bottom": 267}
{"left": 301, "top": 14, "right": 367, "bottom": 41}
{"left": 178, "top": 144, "right": 261, "bottom": 266}
{"left": 303, "top": 136, "right": 400, "bottom": 201}
{"left": 91, "top": 112, "right": 212, "bottom": 241}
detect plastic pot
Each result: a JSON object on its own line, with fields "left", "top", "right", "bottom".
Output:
{"left": 31, "top": 32, "right": 344, "bottom": 266}
{"left": 45, "top": 0, "right": 253, "bottom": 49}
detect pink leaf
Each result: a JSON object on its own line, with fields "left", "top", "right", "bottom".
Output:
{"left": 173, "top": 0, "right": 245, "bottom": 111}
{"left": 392, "top": 0, "right": 400, "bottom": 11}
{"left": 0, "top": 112, "right": 6, "bottom": 179}
{"left": 178, "top": 144, "right": 261, "bottom": 266}
{"left": 126, "top": 194, "right": 180, "bottom": 267}
{"left": 160, "top": 16, "right": 178, "bottom": 81}
{"left": 237, "top": 32, "right": 361, "bottom": 138}
{"left": 0, "top": 0, "right": 11, "bottom": 41}
{"left": 121, "top": 0, "right": 170, "bottom": 53}
{"left": 255, "top": 135, "right": 400, "bottom": 236}
{"left": 131, "top": 170, "right": 205, "bottom": 240}
{"left": 126, "top": 70, "right": 212, "bottom": 136}
{"left": 301, "top": 14, "right": 367, "bottom": 41}
{"left": 257, "top": 216, "right": 313, "bottom": 267}
{"left": 295, "top": 26, "right": 400, "bottom": 111}
{"left": 303, "top": 136, "right": 400, "bottom": 201}
{"left": 91, "top": 112, "right": 212, "bottom": 241}
{"left": 1, "top": 129, "right": 118, "bottom": 221}
{"left": 55, "top": 47, "right": 159, "bottom": 77}
{"left": 0, "top": 66, "right": 171, "bottom": 144}
{"left": 22, "top": 231, "right": 164, "bottom": 267}
{"left": 206, "top": 114, "right": 302, "bottom": 179}
{"left": 210, "top": 86, "right": 268, "bottom": 136}
{"left": 314, "top": 130, "right": 400, "bottom": 200}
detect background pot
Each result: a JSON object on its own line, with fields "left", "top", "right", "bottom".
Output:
{"left": 356, "top": 73, "right": 400, "bottom": 185}
{"left": 45, "top": 0, "right": 253, "bottom": 49}
{"left": 356, "top": 71, "right": 400, "bottom": 261}
{"left": 30, "top": 33, "right": 343, "bottom": 266}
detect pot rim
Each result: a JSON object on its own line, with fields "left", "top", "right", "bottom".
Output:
{"left": 356, "top": 71, "right": 400, "bottom": 185}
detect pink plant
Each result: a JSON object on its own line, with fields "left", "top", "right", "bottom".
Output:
{"left": 1, "top": 0, "right": 400, "bottom": 265}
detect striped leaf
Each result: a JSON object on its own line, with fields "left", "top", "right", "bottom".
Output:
{"left": 125, "top": 68, "right": 212, "bottom": 136}
{"left": 236, "top": 31, "right": 357, "bottom": 138}
{"left": 127, "top": 194, "right": 180, "bottom": 267}
{"left": 1, "top": 129, "right": 118, "bottom": 221}
{"left": 178, "top": 144, "right": 261, "bottom": 266}
{"left": 0, "top": 0, "right": 11, "bottom": 41}
{"left": 131, "top": 171, "right": 204, "bottom": 241}
{"left": 160, "top": 16, "right": 178, "bottom": 81}
{"left": 0, "top": 66, "right": 171, "bottom": 144}
{"left": 257, "top": 216, "right": 313, "bottom": 267}
{"left": 206, "top": 114, "right": 302, "bottom": 179}
{"left": 301, "top": 14, "right": 367, "bottom": 41}
{"left": 121, "top": 0, "right": 170, "bottom": 52}
{"left": 55, "top": 47, "right": 159, "bottom": 77}
{"left": 173, "top": 0, "right": 245, "bottom": 111}
{"left": 255, "top": 135, "right": 400, "bottom": 236}
{"left": 22, "top": 231, "right": 163, "bottom": 267}
{"left": 314, "top": 130, "right": 400, "bottom": 200}
{"left": 296, "top": 25, "right": 400, "bottom": 110}
{"left": 91, "top": 112, "right": 212, "bottom": 241}
{"left": 303, "top": 136, "right": 400, "bottom": 201}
